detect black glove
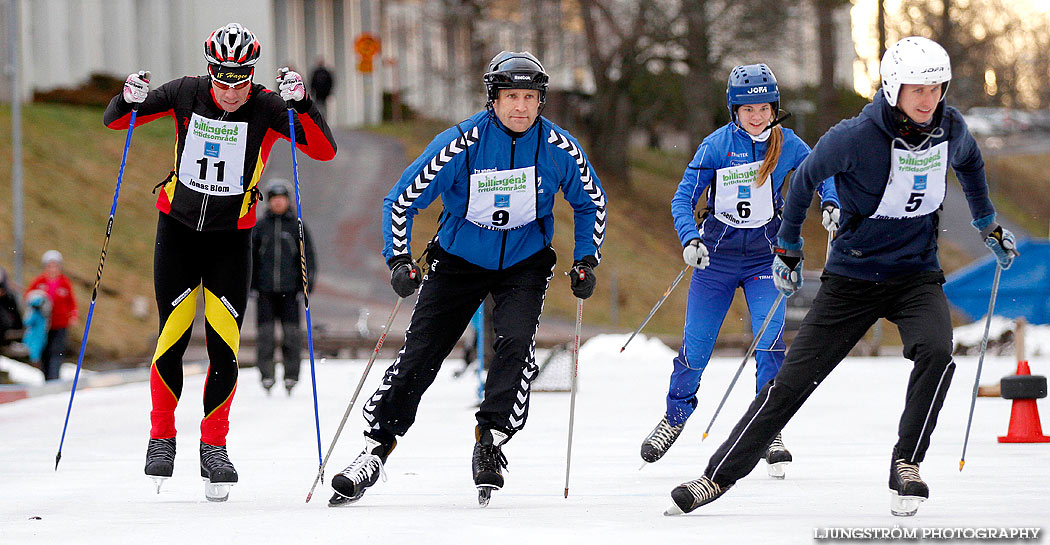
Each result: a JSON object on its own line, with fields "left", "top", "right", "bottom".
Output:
{"left": 388, "top": 255, "right": 422, "bottom": 298}
{"left": 570, "top": 256, "right": 598, "bottom": 299}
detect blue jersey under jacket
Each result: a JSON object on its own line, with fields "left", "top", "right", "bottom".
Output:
{"left": 382, "top": 110, "right": 607, "bottom": 270}
{"left": 779, "top": 91, "right": 995, "bottom": 281}
{"left": 672, "top": 123, "right": 838, "bottom": 257}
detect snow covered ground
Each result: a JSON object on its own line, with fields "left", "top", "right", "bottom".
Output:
{"left": 1, "top": 334, "right": 1048, "bottom": 544}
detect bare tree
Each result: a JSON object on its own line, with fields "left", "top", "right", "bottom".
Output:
{"left": 677, "top": 0, "right": 794, "bottom": 144}
{"left": 893, "top": 0, "right": 1050, "bottom": 109}
{"left": 576, "top": 0, "right": 676, "bottom": 184}
{"left": 814, "top": 0, "right": 851, "bottom": 134}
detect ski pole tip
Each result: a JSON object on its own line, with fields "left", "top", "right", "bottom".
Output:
{"left": 305, "top": 492, "right": 313, "bottom": 503}
{"left": 702, "top": 432, "right": 708, "bottom": 441}
{"left": 959, "top": 460, "right": 965, "bottom": 472}
{"left": 563, "top": 488, "right": 569, "bottom": 499}
{"left": 619, "top": 346, "right": 626, "bottom": 353}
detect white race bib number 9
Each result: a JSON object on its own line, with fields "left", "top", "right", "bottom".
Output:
{"left": 467, "top": 166, "right": 538, "bottom": 230}
{"left": 177, "top": 113, "right": 247, "bottom": 196}
{"left": 871, "top": 141, "right": 947, "bottom": 219}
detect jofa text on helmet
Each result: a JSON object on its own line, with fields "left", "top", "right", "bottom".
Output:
{"left": 747, "top": 86, "right": 769, "bottom": 94}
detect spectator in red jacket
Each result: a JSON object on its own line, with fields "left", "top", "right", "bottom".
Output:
{"left": 25, "top": 250, "right": 78, "bottom": 381}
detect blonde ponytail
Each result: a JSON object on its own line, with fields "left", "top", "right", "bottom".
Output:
{"left": 755, "top": 125, "right": 782, "bottom": 188}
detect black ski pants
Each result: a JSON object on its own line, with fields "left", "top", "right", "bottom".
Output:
{"left": 705, "top": 270, "right": 956, "bottom": 487}
{"left": 363, "top": 245, "right": 556, "bottom": 443}
{"left": 256, "top": 291, "right": 302, "bottom": 382}
{"left": 150, "top": 213, "right": 250, "bottom": 445}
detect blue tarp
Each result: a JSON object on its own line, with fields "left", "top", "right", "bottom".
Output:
{"left": 943, "top": 239, "right": 1050, "bottom": 324}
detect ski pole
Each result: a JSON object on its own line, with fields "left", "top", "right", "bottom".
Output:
{"left": 306, "top": 297, "right": 405, "bottom": 502}
{"left": 56, "top": 99, "right": 142, "bottom": 470}
{"left": 620, "top": 266, "right": 688, "bottom": 353}
{"left": 960, "top": 264, "right": 1004, "bottom": 471}
{"left": 702, "top": 292, "right": 785, "bottom": 441}
{"left": 285, "top": 100, "right": 324, "bottom": 474}
{"left": 564, "top": 296, "right": 584, "bottom": 498}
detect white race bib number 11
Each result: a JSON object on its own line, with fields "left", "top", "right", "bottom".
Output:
{"left": 177, "top": 113, "right": 247, "bottom": 196}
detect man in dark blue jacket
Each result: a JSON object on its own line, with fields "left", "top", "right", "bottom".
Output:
{"left": 666, "top": 37, "right": 1018, "bottom": 517}
{"left": 329, "top": 51, "right": 606, "bottom": 508}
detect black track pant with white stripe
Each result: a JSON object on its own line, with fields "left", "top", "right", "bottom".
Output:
{"left": 705, "top": 270, "right": 955, "bottom": 487}
{"left": 364, "top": 245, "right": 556, "bottom": 443}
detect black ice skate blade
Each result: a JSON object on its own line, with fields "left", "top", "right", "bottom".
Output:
{"left": 328, "top": 490, "right": 364, "bottom": 507}
{"left": 149, "top": 476, "right": 169, "bottom": 494}
{"left": 477, "top": 485, "right": 498, "bottom": 507}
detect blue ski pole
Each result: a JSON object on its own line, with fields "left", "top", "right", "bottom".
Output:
{"left": 284, "top": 84, "right": 324, "bottom": 473}
{"left": 56, "top": 95, "right": 143, "bottom": 470}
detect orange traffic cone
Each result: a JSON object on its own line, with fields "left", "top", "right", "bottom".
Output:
{"left": 998, "top": 361, "right": 1050, "bottom": 443}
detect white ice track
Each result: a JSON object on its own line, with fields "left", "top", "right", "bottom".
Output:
{"left": 1, "top": 334, "right": 1048, "bottom": 544}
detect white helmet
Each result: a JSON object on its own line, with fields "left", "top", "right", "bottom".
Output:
{"left": 42, "top": 250, "right": 63, "bottom": 266}
{"left": 880, "top": 36, "right": 951, "bottom": 107}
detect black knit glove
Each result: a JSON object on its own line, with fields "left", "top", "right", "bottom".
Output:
{"left": 570, "top": 256, "right": 598, "bottom": 299}
{"left": 388, "top": 255, "right": 422, "bottom": 298}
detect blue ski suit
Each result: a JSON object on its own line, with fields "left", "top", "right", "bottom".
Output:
{"left": 382, "top": 110, "right": 606, "bottom": 268}
{"left": 665, "top": 122, "right": 838, "bottom": 425}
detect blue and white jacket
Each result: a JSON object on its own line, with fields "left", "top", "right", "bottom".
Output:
{"left": 779, "top": 91, "right": 994, "bottom": 281}
{"left": 382, "top": 110, "right": 607, "bottom": 270}
{"left": 672, "top": 123, "right": 837, "bottom": 257}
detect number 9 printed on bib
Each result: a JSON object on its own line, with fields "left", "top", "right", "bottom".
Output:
{"left": 466, "top": 166, "right": 538, "bottom": 230}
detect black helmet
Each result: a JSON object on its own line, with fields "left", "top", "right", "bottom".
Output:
{"left": 483, "top": 51, "right": 549, "bottom": 105}
{"left": 265, "top": 178, "right": 291, "bottom": 199}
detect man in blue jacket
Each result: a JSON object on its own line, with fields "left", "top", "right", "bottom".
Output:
{"left": 666, "top": 37, "right": 1017, "bottom": 517}
{"left": 329, "top": 51, "right": 607, "bottom": 508}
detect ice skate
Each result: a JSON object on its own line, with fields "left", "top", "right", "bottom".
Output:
{"left": 640, "top": 415, "right": 685, "bottom": 466}
{"left": 284, "top": 378, "right": 297, "bottom": 396}
{"left": 889, "top": 457, "right": 928, "bottom": 516}
{"left": 144, "top": 437, "right": 176, "bottom": 494}
{"left": 764, "top": 432, "right": 792, "bottom": 479}
{"left": 665, "top": 475, "right": 731, "bottom": 515}
{"left": 329, "top": 436, "right": 395, "bottom": 507}
{"left": 261, "top": 377, "right": 275, "bottom": 395}
{"left": 200, "top": 441, "right": 238, "bottom": 502}
{"left": 472, "top": 427, "right": 509, "bottom": 507}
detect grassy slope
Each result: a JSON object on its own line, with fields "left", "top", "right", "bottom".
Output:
{"left": 1, "top": 104, "right": 175, "bottom": 364}
{"left": 0, "top": 106, "right": 1011, "bottom": 364}
{"left": 983, "top": 154, "right": 1050, "bottom": 239}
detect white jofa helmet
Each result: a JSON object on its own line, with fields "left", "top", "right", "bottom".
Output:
{"left": 880, "top": 36, "right": 951, "bottom": 107}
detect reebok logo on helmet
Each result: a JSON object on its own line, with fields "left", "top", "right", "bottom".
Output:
{"left": 513, "top": 74, "right": 532, "bottom": 81}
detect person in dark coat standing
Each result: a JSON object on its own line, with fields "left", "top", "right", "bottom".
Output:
{"left": 309, "top": 59, "right": 334, "bottom": 115}
{"left": 0, "top": 266, "right": 24, "bottom": 352}
{"left": 251, "top": 178, "right": 317, "bottom": 395}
